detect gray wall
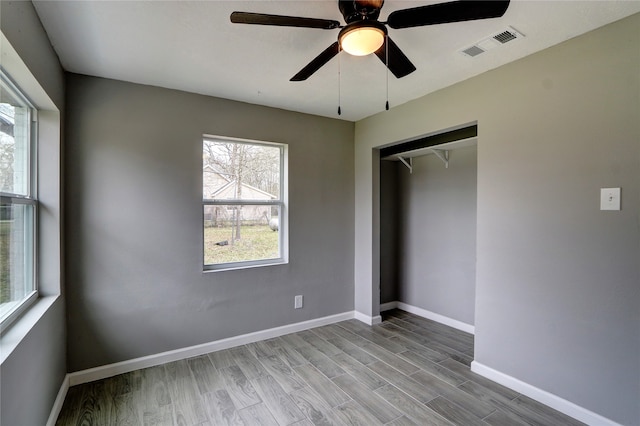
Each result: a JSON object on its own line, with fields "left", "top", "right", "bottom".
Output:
{"left": 355, "top": 13, "right": 640, "bottom": 425}
{"left": 0, "top": 301, "right": 66, "bottom": 425}
{"left": 0, "top": 1, "right": 64, "bottom": 107}
{"left": 0, "top": 1, "right": 66, "bottom": 425}
{"left": 65, "top": 74, "right": 355, "bottom": 372}
{"left": 397, "top": 146, "right": 477, "bottom": 325}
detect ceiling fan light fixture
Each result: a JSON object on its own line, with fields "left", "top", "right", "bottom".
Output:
{"left": 232, "top": 0, "right": 511, "bottom": 81}
{"left": 339, "top": 21, "right": 386, "bottom": 56}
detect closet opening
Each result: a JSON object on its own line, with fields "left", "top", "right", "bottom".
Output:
{"left": 379, "top": 124, "right": 478, "bottom": 335}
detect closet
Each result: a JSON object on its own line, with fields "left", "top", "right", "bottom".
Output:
{"left": 380, "top": 127, "right": 478, "bottom": 330}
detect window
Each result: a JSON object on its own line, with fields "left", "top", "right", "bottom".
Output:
{"left": 0, "top": 71, "right": 37, "bottom": 325}
{"left": 203, "top": 136, "right": 287, "bottom": 270}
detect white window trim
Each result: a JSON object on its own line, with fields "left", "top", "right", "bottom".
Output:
{"left": 0, "top": 68, "right": 38, "bottom": 330}
{"left": 202, "top": 135, "right": 288, "bottom": 272}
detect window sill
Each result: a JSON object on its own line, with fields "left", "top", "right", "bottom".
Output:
{"left": 0, "top": 295, "right": 60, "bottom": 365}
{"left": 204, "top": 259, "right": 288, "bottom": 273}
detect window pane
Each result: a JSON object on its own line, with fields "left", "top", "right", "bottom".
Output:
{"left": 203, "top": 140, "right": 280, "bottom": 201}
{"left": 204, "top": 204, "right": 280, "bottom": 265}
{"left": 1, "top": 85, "right": 31, "bottom": 196}
{"left": 0, "top": 202, "right": 35, "bottom": 320}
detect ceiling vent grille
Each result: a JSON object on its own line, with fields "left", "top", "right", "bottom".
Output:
{"left": 494, "top": 30, "right": 518, "bottom": 44}
{"left": 462, "top": 45, "right": 485, "bottom": 57}
{"left": 460, "top": 26, "right": 524, "bottom": 58}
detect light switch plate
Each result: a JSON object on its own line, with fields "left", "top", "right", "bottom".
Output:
{"left": 600, "top": 188, "right": 621, "bottom": 211}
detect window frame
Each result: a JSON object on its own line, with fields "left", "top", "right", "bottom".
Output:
{"left": 202, "top": 135, "right": 288, "bottom": 271}
{"left": 0, "top": 68, "right": 38, "bottom": 328}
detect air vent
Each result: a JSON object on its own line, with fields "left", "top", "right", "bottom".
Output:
{"left": 460, "top": 26, "right": 525, "bottom": 58}
{"left": 494, "top": 30, "right": 517, "bottom": 44}
{"left": 462, "top": 46, "right": 485, "bottom": 57}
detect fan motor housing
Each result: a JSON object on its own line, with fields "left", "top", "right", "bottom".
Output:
{"left": 339, "top": 0, "right": 384, "bottom": 23}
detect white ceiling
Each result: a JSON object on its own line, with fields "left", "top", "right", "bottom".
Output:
{"left": 32, "top": 0, "right": 640, "bottom": 122}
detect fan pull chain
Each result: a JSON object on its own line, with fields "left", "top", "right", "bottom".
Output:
{"left": 338, "top": 46, "right": 342, "bottom": 116}
{"left": 385, "top": 35, "right": 389, "bottom": 111}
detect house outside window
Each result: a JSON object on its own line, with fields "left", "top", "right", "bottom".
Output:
{"left": 203, "top": 136, "right": 287, "bottom": 270}
{"left": 0, "top": 71, "right": 37, "bottom": 326}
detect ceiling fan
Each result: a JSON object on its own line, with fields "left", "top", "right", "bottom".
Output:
{"left": 230, "top": 0, "right": 511, "bottom": 82}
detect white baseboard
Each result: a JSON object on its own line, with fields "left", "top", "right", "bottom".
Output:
{"left": 46, "top": 374, "right": 69, "bottom": 426}
{"left": 379, "top": 301, "right": 397, "bottom": 312}
{"left": 471, "top": 361, "right": 622, "bottom": 426}
{"left": 381, "top": 301, "right": 475, "bottom": 335}
{"left": 354, "top": 311, "right": 382, "bottom": 325}
{"left": 67, "top": 311, "right": 353, "bottom": 387}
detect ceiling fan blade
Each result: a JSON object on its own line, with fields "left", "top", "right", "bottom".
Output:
{"left": 374, "top": 37, "right": 416, "bottom": 79}
{"left": 290, "top": 42, "right": 340, "bottom": 81}
{"left": 387, "top": 0, "right": 510, "bottom": 29}
{"left": 231, "top": 12, "right": 340, "bottom": 29}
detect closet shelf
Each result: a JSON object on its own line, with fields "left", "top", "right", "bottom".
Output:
{"left": 381, "top": 137, "right": 476, "bottom": 171}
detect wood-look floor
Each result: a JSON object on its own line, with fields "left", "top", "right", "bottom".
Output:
{"left": 56, "top": 310, "right": 585, "bottom": 426}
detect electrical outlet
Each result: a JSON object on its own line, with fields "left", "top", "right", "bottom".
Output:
{"left": 294, "top": 295, "right": 303, "bottom": 309}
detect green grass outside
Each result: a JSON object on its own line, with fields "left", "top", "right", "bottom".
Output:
{"left": 1, "top": 221, "right": 10, "bottom": 304}
{"left": 204, "top": 225, "right": 279, "bottom": 265}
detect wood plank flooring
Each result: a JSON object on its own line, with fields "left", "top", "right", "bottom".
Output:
{"left": 56, "top": 310, "right": 585, "bottom": 426}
